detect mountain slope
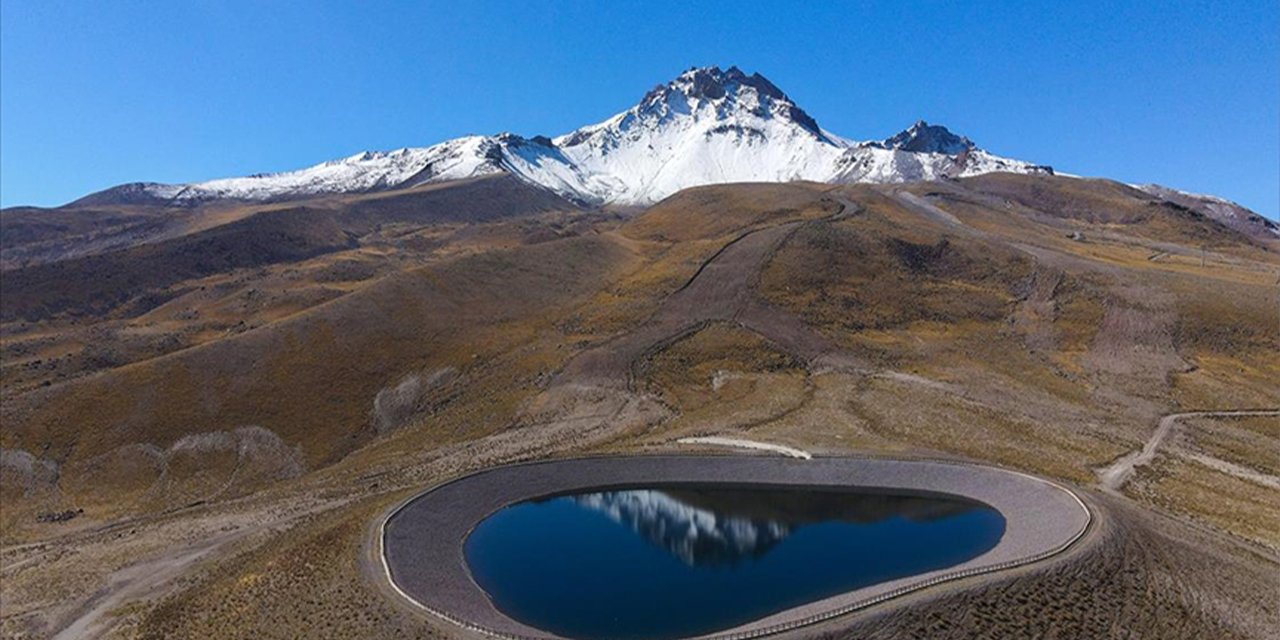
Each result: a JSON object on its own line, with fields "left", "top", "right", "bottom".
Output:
{"left": 0, "top": 206, "right": 357, "bottom": 322}
{"left": 72, "top": 66, "right": 1055, "bottom": 207}
{"left": 1133, "top": 184, "right": 1280, "bottom": 239}
{"left": 77, "top": 136, "right": 509, "bottom": 207}
{"left": 4, "top": 176, "right": 1278, "bottom": 640}
{"left": 1, "top": 175, "right": 581, "bottom": 321}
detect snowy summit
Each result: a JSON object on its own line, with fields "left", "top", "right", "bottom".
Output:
{"left": 87, "top": 66, "right": 1054, "bottom": 207}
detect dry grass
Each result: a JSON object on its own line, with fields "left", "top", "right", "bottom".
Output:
{"left": 3, "top": 175, "right": 1279, "bottom": 639}
{"left": 629, "top": 322, "right": 811, "bottom": 438}
{"left": 1130, "top": 453, "right": 1280, "bottom": 549}
{"left": 1178, "top": 415, "right": 1280, "bottom": 476}
{"left": 135, "top": 500, "right": 432, "bottom": 640}
{"left": 757, "top": 205, "right": 1031, "bottom": 341}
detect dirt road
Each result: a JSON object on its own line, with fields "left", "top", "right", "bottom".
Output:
{"left": 50, "top": 530, "right": 243, "bottom": 640}
{"left": 557, "top": 204, "right": 864, "bottom": 390}
{"left": 1097, "top": 410, "right": 1280, "bottom": 490}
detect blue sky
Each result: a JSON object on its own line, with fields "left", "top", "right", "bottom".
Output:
{"left": 2, "top": 1, "right": 1277, "bottom": 217}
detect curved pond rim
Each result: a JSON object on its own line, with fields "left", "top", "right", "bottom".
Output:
{"left": 462, "top": 483, "right": 1007, "bottom": 639}
{"left": 375, "top": 453, "right": 1093, "bottom": 640}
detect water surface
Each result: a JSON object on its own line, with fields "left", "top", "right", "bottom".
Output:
{"left": 465, "top": 485, "right": 1005, "bottom": 639}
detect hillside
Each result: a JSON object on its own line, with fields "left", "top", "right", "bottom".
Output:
{"left": 1, "top": 171, "right": 1277, "bottom": 639}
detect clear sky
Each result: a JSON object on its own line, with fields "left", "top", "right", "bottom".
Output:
{"left": 2, "top": 1, "right": 1277, "bottom": 217}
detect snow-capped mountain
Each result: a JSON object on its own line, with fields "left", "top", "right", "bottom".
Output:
{"left": 85, "top": 65, "right": 1055, "bottom": 207}
{"left": 80, "top": 136, "right": 509, "bottom": 207}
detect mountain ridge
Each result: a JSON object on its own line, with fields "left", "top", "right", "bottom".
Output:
{"left": 54, "top": 65, "right": 1276, "bottom": 240}
{"left": 72, "top": 66, "right": 1056, "bottom": 208}
{"left": 1131, "top": 183, "right": 1280, "bottom": 238}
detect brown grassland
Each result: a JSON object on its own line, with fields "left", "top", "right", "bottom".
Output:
{"left": 1, "top": 173, "right": 1277, "bottom": 639}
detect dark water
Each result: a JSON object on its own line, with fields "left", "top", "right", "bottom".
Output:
{"left": 464, "top": 485, "right": 1006, "bottom": 639}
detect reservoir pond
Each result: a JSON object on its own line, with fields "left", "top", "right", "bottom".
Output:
{"left": 464, "top": 484, "right": 1006, "bottom": 639}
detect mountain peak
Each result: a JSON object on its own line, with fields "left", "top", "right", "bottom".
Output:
{"left": 668, "top": 65, "right": 784, "bottom": 102}
{"left": 632, "top": 65, "right": 824, "bottom": 137}
{"left": 882, "top": 120, "right": 975, "bottom": 155}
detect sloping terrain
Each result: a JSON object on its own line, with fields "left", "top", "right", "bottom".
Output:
{"left": 0, "top": 205, "right": 193, "bottom": 270}
{"left": 1, "top": 207, "right": 358, "bottom": 322}
{"left": 1, "top": 174, "right": 1277, "bottom": 639}
{"left": 1135, "top": 183, "right": 1280, "bottom": 240}
{"left": 2, "top": 173, "right": 579, "bottom": 323}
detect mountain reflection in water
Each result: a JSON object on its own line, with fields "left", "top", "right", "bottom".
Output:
{"left": 570, "top": 486, "right": 982, "bottom": 567}
{"left": 467, "top": 483, "right": 1006, "bottom": 639}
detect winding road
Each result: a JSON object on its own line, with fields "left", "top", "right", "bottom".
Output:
{"left": 1097, "top": 410, "right": 1280, "bottom": 490}
{"left": 555, "top": 199, "right": 867, "bottom": 391}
